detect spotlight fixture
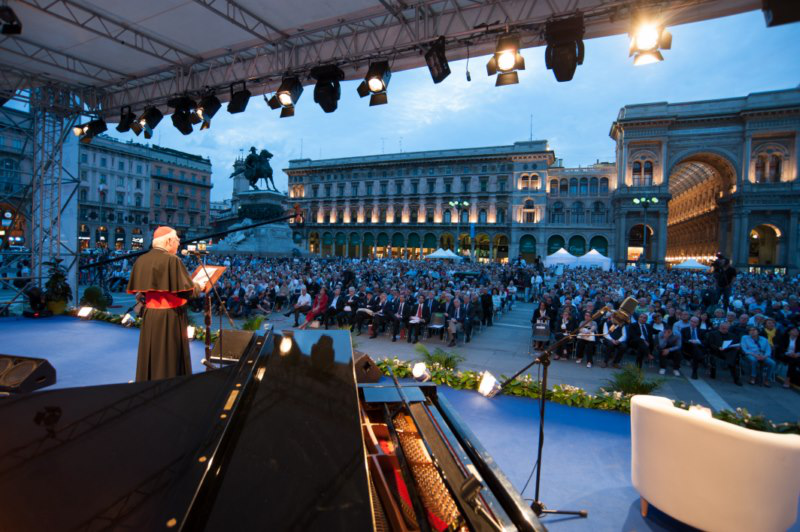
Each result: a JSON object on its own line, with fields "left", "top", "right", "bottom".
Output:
{"left": 629, "top": 16, "right": 672, "bottom": 66}
{"left": 279, "top": 331, "right": 294, "bottom": 354}
{"left": 545, "top": 15, "right": 585, "bottom": 82}
{"left": 310, "top": 64, "right": 344, "bottom": 113}
{"left": 267, "top": 76, "right": 303, "bottom": 118}
{"left": 424, "top": 36, "right": 451, "bottom": 84}
{"left": 77, "top": 306, "right": 94, "bottom": 318}
{"left": 762, "top": 0, "right": 800, "bottom": 27}
{"left": 477, "top": 370, "right": 502, "bottom": 398}
{"left": 195, "top": 91, "right": 221, "bottom": 130}
{"left": 357, "top": 61, "right": 391, "bottom": 106}
{"left": 227, "top": 81, "right": 251, "bottom": 114}
{"left": 168, "top": 95, "right": 198, "bottom": 135}
{"left": 121, "top": 313, "right": 135, "bottom": 327}
{"left": 486, "top": 33, "right": 525, "bottom": 86}
{"left": 411, "top": 362, "right": 431, "bottom": 382}
{"left": 131, "top": 106, "right": 163, "bottom": 139}
{"left": 116, "top": 106, "right": 136, "bottom": 133}
{"left": 186, "top": 326, "right": 196, "bottom": 339}
{"left": 72, "top": 118, "right": 107, "bottom": 144}
{"left": 0, "top": 6, "right": 22, "bottom": 35}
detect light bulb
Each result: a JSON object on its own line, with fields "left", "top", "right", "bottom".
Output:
{"left": 367, "top": 77, "right": 384, "bottom": 93}
{"left": 496, "top": 50, "right": 516, "bottom": 72}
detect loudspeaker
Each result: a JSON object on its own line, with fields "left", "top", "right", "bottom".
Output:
{"left": 353, "top": 353, "right": 381, "bottom": 383}
{"left": 209, "top": 330, "right": 255, "bottom": 363}
{"left": 0, "top": 354, "right": 56, "bottom": 393}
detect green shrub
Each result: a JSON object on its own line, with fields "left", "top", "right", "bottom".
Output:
{"left": 241, "top": 315, "right": 265, "bottom": 331}
{"left": 81, "top": 285, "right": 108, "bottom": 311}
{"left": 602, "top": 364, "right": 663, "bottom": 395}
{"left": 414, "top": 343, "right": 465, "bottom": 370}
{"left": 44, "top": 259, "right": 73, "bottom": 302}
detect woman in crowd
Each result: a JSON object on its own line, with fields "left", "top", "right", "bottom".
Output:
{"left": 299, "top": 286, "right": 328, "bottom": 330}
{"left": 575, "top": 311, "right": 597, "bottom": 367}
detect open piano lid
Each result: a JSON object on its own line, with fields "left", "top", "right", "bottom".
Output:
{"left": 0, "top": 329, "right": 375, "bottom": 531}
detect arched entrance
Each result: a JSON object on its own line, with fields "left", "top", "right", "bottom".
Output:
{"left": 458, "top": 233, "right": 471, "bottom": 258}
{"left": 589, "top": 235, "right": 608, "bottom": 256}
{"left": 376, "top": 232, "right": 389, "bottom": 258}
{"left": 348, "top": 232, "right": 360, "bottom": 258}
{"left": 114, "top": 227, "right": 126, "bottom": 250}
{"left": 131, "top": 228, "right": 144, "bottom": 250}
{"left": 628, "top": 224, "right": 654, "bottom": 262}
{"left": 422, "top": 233, "right": 437, "bottom": 257}
{"left": 96, "top": 226, "right": 108, "bottom": 248}
{"left": 407, "top": 233, "right": 421, "bottom": 259}
{"left": 79, "top": 224, "right": 91, "bottom": 250}
{"left": 494, "top": 234, "right": 509, "bottom": 262}
{"left": 568, "top": 235, "right": 586, "bottom": 257}
{"left": 749, "top": 224, "right": 781, "bottom": 266}
{"left": 519, "top": 234, "right": 536, "bottom": 263}
{"left": 475, "top": 233, "right": 490, "bottom": 262}
{"left": 547, "top": 235, "right": 565, "bottom": 255}
{"left": 666, "top": 152, "right": 736, "bottom": 263}
{"left": 308, "top": 232, "right": 320, "bottom": 254}
{"left": 321, "top": 232, "right": 333, "bottom": 256}
{"left": 440, "top": 233, "right": 454, "bottom": 251}
{"left": 334, "top": 232, "right": 346, "bottom": 257}
{"left": 391, "top": 232, "right": 404, "bottom": 258}
{"left": 362, "top": 233, "right": 374, "bottom": 258}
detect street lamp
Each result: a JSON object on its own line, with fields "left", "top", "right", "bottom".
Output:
{"left": 632, "top": 196, "right": 658, "bottom": 264}
{"left": 448, "top": 200, "right": 469, "bottom": 256}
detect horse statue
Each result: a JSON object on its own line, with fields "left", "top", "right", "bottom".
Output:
{"left": 231, "top": 146, "right": 277, "bottom": 191}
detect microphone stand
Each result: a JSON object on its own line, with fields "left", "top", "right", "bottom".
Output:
{"left": 497, "top": 305, "right": 613, "bottom": 520}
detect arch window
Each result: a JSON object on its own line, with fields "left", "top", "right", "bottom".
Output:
{"left": 600, "top": 178, "right": 609, "bottom": 195}
{"left": 519, "top": 174, "right": 529, "bottom": 190}
{"left": 569, "top": 178, "right": 578, "bottom": 195}
{"left": 443, "top": 210, "right": 452, "bottom": 224}
{"left": 460, "top": 210, "right": 469, "bottom": 224}
{"left": 591, "top": 201, "right": 606, "bottom": 224}
{"left": 632, "top": 162, "right": 642, "bottom": 185}
{"left": 530, "top": 174, "right": 539, "bottom": 190}
{"left": 496, "top": 207, "right": 506, "bottom": 224}
{"left": 478, "top": 209, "right": 487, "bottom": 224}
{"left": 579, "top": 177, "right": 588, "bottom": 195}
{"left": 768, "top": 155, "right": 781, "bottom": 182}
{"left": 550, "top": 179, "right": 559, "bottom": 195}
{"left": 571, "top": 201, "right": 585, "bottom": 224}
{"left": 523, "top": 199, "right": 535, "bottom": 224}
{"left": 755, "top": 156, "right": 766, "bottom": 183}
{"left": 550, "top": 201, "right": 565, "bottom": 224}
{"left": 589, "top": 177, "right": 598, "bottom": 195}
{"left": 643, "top": 161, "right": 653, "bottom": 185}
{"left": 559, "top": 179, "right": 568, "bottom": 196}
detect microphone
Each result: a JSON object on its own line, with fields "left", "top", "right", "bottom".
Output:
{"left": 181, "top": 244, "right": 207, "bottom": 257}
{"left": 607, "top": 296, "right": 638, "bottom": 332}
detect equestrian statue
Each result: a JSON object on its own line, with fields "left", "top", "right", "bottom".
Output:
{"left": 231, "top": 147, "right": 277, "bottom": 191}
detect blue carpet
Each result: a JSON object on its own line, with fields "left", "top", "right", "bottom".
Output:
{"left": 2, "top": 317, "right": 798, "bottom": 531}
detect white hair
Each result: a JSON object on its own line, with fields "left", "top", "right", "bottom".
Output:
{"left": 152, "top": 230, "right": 177, "bottom": 249}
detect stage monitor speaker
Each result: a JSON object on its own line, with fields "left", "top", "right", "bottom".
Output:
{"left": 0, "top": 354, "right": 56, "bottom": 394}
{"left": 353, "top": 353, "right": 381, "bottom": 383}
{"left": 209, "top": 330, "right": 255, "bottom": 363}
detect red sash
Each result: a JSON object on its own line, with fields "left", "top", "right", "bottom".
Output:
{"left": 145, "top": 291, "right": 187, "bottom": 309}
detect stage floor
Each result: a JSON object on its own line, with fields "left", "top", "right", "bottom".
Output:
{"left": 1, "top": 316, "right": 798, "bottom": 531}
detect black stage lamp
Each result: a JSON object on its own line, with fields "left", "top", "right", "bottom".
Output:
{"left": 227, "top": 81, "right": 251, "bottom": 114}
{"left": 545, "top": 15, "right": 585, "bottom": 82}
{"left": 310, "top": 64, "right": 344, "bottom": 113}
{"left": 486, "top": 33, "right": 525, "bottom": 86}
{"left": 116, "top": 106, "right": 136, "bottom": 133}
{"left": 72, "top": 118, "right": 107, "bottom": 144}
{"left": 266, "top": 76, "right": 303, "bottom": 118}
{"left": 762, "top": 0, "right": 800, "bottom": 26}
{"left": 425, "top": 36, "right": 451, "bottom": 83}
{"left": 131, "top": 106, "right": 163, "bottom": 139}
{"left": 195, "top": 91, "right": 221, "bottom": 130}
{"left": 357, "top": 61, "right": 391, "bottom": 106}
{"left": 168, "top": 95, "right": 197, "bottom": 135}
{"left": 629, "top": 15, "right": 672, "bottom": 66}
{"left": 0, "top": 6, "right": 22, "bottom": 35}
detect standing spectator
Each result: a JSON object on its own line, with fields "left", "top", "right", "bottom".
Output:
{"left": 479, "top": 287, "right": 494, "bottom": 326}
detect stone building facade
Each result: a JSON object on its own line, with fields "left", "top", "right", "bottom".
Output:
{"left": 288, "top": 88, "right": 800, "bottom": 273}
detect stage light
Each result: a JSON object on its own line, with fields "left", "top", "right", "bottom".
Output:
{"left": 0, "top": 6, "right": 22, "bottom": 35}
{"left": 412, "top": 362, "right": 431, "bottom": 382}
{"left": 478, "top": 371, "right": 501, "bottom": 398}
{"left": 486, "top": 33, "right": 525, "bottom": 86}
{"left": 425, "top": 36, "right": 451, "bottom": 84}
{"left": 629, "top": 17, "right": 671, "bottom": 66}
{"left": 122, "top": 313, "right": 135, "bottom": 326}
{"left": 310, "top": 64, "right": 344, "bottom": 113}
{"left": 762, "top": 0, "right": 800, "bottom": 26}
{"left": 545, "top": 15, "right": 585, "bottom": 82}
{"left": 72, "top": 119, "right": 107, "bottom": 144}
{"left": 195, "top": 92, "right": 221, "bottom": 130}
{"left": 187, "top": 326, "right": 196, "bottom": 339}
{"left": 267, "top": 76, "right": 303, "bottom": 118}
{"left": 131, "top": 106, "right": 163, "bottom": 139}
{"left": 227, "top": 81, "right": 251, "bottom": 114}
{"left": 279, "top": 332, "right": 294, "bottom": 354}
{"left": 77, "top": 306, "right": 94, "bottom": 318}
{"left": 116, "top": 106, "right": 136, "bottom": 133}
{"left": 357, "top": 61, "right": 391, "bottom": 106}
{"left": 168, "top": 96, "right": 197, "bottom": 135}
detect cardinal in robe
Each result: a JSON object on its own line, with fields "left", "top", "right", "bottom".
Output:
{"left": 127, "top": 226, "right": 201, "bottom": 381}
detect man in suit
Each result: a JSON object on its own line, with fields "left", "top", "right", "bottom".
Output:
{"left": 680, "top": 316, "right": 707, "bottom": 379}
{"left": 370, "top": 292, "right": 394, "bottom": 339}
{"left": 385, "top": 294, "right": 409, "bottom": 342}
{"left": 353, "top": 291, "right": 379, "bottom": 335}
{"left": 340, "top": 286, "right": 361, "bottom": 328}
{"left": 446, "top": 297, "right": 466, "bottom": 347}
{"left": 462, "top": 294, "right": 478, "bottom": 343}
{"left": 408, "top": 294, "right": 430, "bottom": 344}
{"left": 322, "top": 287, "right": 345, "bottom": 329}
{"left": 628, "top": 313, "right": 652, "bottom": 369}
{"left": 425, "top": 290, "right": 440, "bottom": 316}
{"left": 707, "top": 321, "right": 742, "bottom": 385}
{"left": 479, "top": 287, "right": 494, "bottom": 326}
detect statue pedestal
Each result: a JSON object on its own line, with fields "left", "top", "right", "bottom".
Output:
{"left": 211, "top": 189, "right": 298, "bottom": 256}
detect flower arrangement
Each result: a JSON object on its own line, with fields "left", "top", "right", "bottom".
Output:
{"left": 376, "top": 357, "right": 800, "bottom": 434}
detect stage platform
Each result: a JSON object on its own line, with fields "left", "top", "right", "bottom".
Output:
{"left": 1, "top": 316, "right": 797, "bottom": 531}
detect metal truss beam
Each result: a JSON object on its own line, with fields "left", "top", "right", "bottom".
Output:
{"left": 191, "top": 0, "right": 290, "bottom": 45}
{"left": 16, "top": 0, "right": 203, "bottom": 66}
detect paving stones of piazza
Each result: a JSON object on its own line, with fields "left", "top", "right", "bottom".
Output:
{"left": 285, "top": 87, "right": 800, "bottom": 275}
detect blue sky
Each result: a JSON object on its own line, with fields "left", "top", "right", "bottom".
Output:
{"left": 101, "top": 10, "right": 800, "bottom": 201}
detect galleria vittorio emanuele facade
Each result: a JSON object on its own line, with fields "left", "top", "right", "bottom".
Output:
{"left": 287, "top": 87, "right": 800, "bottom": 273}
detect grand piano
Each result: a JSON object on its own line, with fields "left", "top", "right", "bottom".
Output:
{"left": 0, "top": 329, "right": 543, "bottom": 531}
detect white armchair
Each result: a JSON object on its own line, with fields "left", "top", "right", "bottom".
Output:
{"left": 631, "top": 395, "right": 800, "bottom": 532}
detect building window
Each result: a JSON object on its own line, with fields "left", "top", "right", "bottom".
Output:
{"left": 550, "top": 179, "right": 559, "bottom": 195}
{"left": 480, "top": 178, "right": 488, "bottom": 192}
{"left": 591, "top": 202, "right": 607, "bottom": 224}
{"left": 460, "top": 210, "right": 469, "bottom": 224}
{"left": 427, "top": 180, "right": 435, "bottom": 193}
{"left": 168, "top": 168, "right": 174, "bottom": 177}
{"left": 116, "top": 192, "right": 124, "bottom": 205}
{"left": 569, "top": 178, "right": 578, "bottom": 195}
{"left": 156, "top": 182, "right": 161, "bottom": 190}
{"left": 461, "top": 177, "right": 469, "bottom": 192}
{"left": 154, "top": 195, "right": 160, "bottom": 206}
{"left": 600, "top": 178, "right": 609, "bottom": 195}
{"left": 366, "top": 183, "right": 373, "bottom": 195}
{"left": 325, "top": 184, "right": 332, "bottom": 196}
{"left": 411, "top": 181, "right": 418, "bottom": 194}
{"left": 338, "top": 184, "right": 345, "bottom": 196}
{"left": 550, "top": 202, "right": 564, "bottom": 223}
{"left": 135, "top": 195, "right": 142, "bottom": 208}
{"left": 81, "top": 153, "right": 88, "bottom": 163}
{"left": 572, "top": 201, "right": 585, "bottom": 223}
{"left": 100, "top": 157, "right": 107, "bottom": 167}
{"left": 523, "top": 199, "right": 535, "bottom": 223}
{"left": 426, "top": 209, "right": 434, "bottom": 224}
{"left": 380, "top": 182, "right": 387, "bottom": 195}
{"left": 395, "top": 181, "right": 403, "bottom": 194}
{"left": 496, "top": 208, "right": 506, "bottom": 224}
{"left": 479, "top": 209, "right": 487, "bottom": 223}
{"left": 312, "top": 185, "right": 318, "bottom": 197}
{"left": 136, "top": 179, "right": 142, "bottom": 189}
{"left": 579, "top": 178, "right": 588, "bottom": 195}
{"left": 560, "top": 179, "right": 568, "bottom": 196}
{"left": 79, "top": 188, "right": 88, "bottom": 201}
{"left": 443, "top": 210, "right": 451, "bottom": 224}
{"left": 499, "top": 179, "right": 506, "bottom": 192}
{"left": 99, "top": 174, "right": 107, "bottom": 184}
{"left": 137, "top": 164, "right": 143, "bottom": 174}
{"left": 445, "top": 181, "right": 452, "bottom": 193}
{"left": 644, "top": 161, "right": 653, "bottom": 184}
{"left": 590, "top": 177, "right": 598, "bottom": 195}
{"left": 118, "top": 161, "right": 124, "bottom": 171}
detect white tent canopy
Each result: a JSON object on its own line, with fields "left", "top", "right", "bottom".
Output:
{"left": 575, "top": 249, "right": 613, "bottom": 271}
{"left": 544, "top": 248, "right": 578, "bottom": 268}
{"left": 424, "top": 248, "right": 450, "bottom": 259}
{"left": 673, "top": 259, "right": 711, "bottom": 271}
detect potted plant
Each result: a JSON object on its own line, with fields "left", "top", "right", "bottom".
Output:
{"left": 44, "top": 259, "right": 73, "bottom": 315}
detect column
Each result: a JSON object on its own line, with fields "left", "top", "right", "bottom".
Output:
{"left": 731, "top": 210, "right": 746, "bottom": 269}
{"left": 787, "top": 210, "right": 799, "bottom": 274}
{"left": 656, "top": 209, "right": 668, "bottom": 268}
{"left": 742, "top": 135, "right": 752, "bottom": 185}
